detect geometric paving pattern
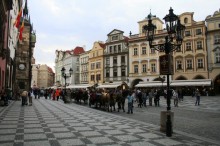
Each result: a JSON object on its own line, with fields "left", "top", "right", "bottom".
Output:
{"left": 0, "top": 98, "right": 219, "bottom": 146}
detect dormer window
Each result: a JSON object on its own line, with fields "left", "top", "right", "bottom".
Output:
{"left": 184, "top": 17, "right": 188, "bottom": 24}
{"left": 112, "top": 35, "right": 118, "bottom": 41}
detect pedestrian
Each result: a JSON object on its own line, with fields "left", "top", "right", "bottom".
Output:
{"left": 154, "top": 90, "right": 160, "bottom": 107}
{"left": 195, "top": 89, "right": 201, "bottom": 106}
{"left": 55, "top": 88, "right": 60, "bottom": 101}
{"left": 21, "top": 90, "right": 28, "bottom": 106}
{"left": 28, "top": 89, "right": 33, "bottom": 106}
{"left": 137, "top": 89, "right": 143, "bottom": 108}
{"left": 0, "top": 90, "right": 8, "bottom": 106}
{"left": 173, "top": 90, "right": 178, "bottom": 107}
{"left": 148, "top": 89, "right": 154, "bottom": 106}
{"left": 142, "top": 90, "right": 147, "bottom": 107}
{"left": 127, "top": 91, "right": 134, "bottom": 114}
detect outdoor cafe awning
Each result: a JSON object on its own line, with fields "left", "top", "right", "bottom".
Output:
{"left": 135, "top": 79, "right": 212, "bottom": 88}
{"left": 135, "top": 81, "right": 165, "bottom": 88}
{"left": 96, "top": 84, "right": 120, "bottom": 88}
{"left": 66, "top": 84, "right": 90, "bottom": 89}
{"left": 170, "top": 79, "right": 212, "bottom": 87}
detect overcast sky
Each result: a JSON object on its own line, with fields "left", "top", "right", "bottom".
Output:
{"left": 28, "top": 0, "right": 220, "bottom": 71}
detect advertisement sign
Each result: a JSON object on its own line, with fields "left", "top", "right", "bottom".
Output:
{"left": 159, "top": 54, "right": 173, "bottom": 75}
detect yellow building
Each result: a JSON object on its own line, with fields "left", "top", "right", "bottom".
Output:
{"left": 173, "top": 12, "right": 208, "bottom": 80}
{"left": 88, "top": 41, "right": 105, "bottom": 85}
{"left": 129, "top": 14, "right": 166, "bottom": 87}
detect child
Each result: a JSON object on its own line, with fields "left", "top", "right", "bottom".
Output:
{"left": 127, "top": 91, "right": 134, "bottom": 114}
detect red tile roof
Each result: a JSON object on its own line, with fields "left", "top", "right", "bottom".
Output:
{"left": 73, "top": 46, "right": 85, "bottom": 55}
{"left": 98, "top": 42, "right": 106, "bottom": 48}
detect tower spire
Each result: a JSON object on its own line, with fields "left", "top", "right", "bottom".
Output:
{"left": 23, "top": 0, "right": 28, "bottom": 18}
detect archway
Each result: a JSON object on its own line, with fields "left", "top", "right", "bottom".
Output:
{"left": 193, "top": 75, "right": 205, "bottom": 79}
{"left": 130, "top": 79, "right": 143, "bottom": 88}
{"left": 175, "top": 75, "right": 187, "bottom": 80}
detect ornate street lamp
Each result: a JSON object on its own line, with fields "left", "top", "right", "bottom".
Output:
{"left": 143, "top": 7, "right": 185, "bottom": 137}
{"left": 61, "top": 67, "right": 73, "bottom": 102}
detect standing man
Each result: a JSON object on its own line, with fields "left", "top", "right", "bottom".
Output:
{"left": 195, "top": 89, "right": 201, "bottom": 106}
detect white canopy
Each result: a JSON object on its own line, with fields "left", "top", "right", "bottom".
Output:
{"left": 135, "top": 79, "right": 212, "bottom": 88}
{"left": 135, "top": 81, "right": 165, "bottom": 88}
{"left": 170, "top": 79, "right": 211, "bottom": 87}
{"left": 66, "top": 84, "right": 90, "bottom": 89}
{"left": 97, "top": 84, "right": 120, "bottom": 88}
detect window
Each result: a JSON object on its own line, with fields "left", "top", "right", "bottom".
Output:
{"left": 219, "top": 24, "right": 220, "bottom": 28}
{"left": 150, "top": 48, "right": 156, "bottom": 54}
{"left": 96, "top": 74, "right": 101, "bottom": 81}
{"left": 106, "top": 69, "right": 110, "bottom": 77}
{"left": 96, "top": 51, "right": 99, "bottom": 56}
{"left": 118, "top": 45, "right": 121, "bottom": 52}
{"left": 197, "top": 59, "right": 203, "bottom": 68}
{"left": 184, "top": 17, "right": 188, "bottom": 24}
{"left": 150, "top": 64, "right": 156, "bottom": 72}
{"left": 186, "top": 42, "right": 191, "bottom": 51}
{"left": 121, "top": 56, "right": 125, "bottom": 63}
{"left": 216, "top": 53, "right": 220, "bottom": 63}
{"left": 133, "top": 48, "right": 138, "bottom": 55}
{"left": 214, "top": 34, "right": 220, "bottom": 44}
{"left": 114, "top": 45, "right": 117, "bottom": 53}
{"left": 142, "top": 47, "right": 146, "bottom": 54}
{"left": 196, "top": 29, "right": 202, "bottom": 35}
{"left": 76, "top": 66, "right": 79, "bottom": 71}
{"left": 134, "top": 65, "right": 138, "bottom": 73}
{"left": 106, "top": 57, "right": 110, "bottom": 65}
{"left": 142, "top": 64, "right": 147, "bottom": 73}
{"left": 91, "top": 63, "right": 95, "bottom": 70}
{"left": 112, "top": 35, "right": 118, "bottom": 41}
{"left": 109, "top": 46, "right": 112, "bottom": 53}
{"left": 176, "top": 60, "right": 182, "bottom": 69}
{"left": 197, "top": 41, "right": 202, "bottom": 49}
{"left": 113, "top": 68, "right": 117, "bottom": 77}
{"left": 113, "top": 57, "right": 117, "bottom": 64}
{"left": 185, "top": 30, "right": 191, "bottom": 36}
{"left": 91, "top": 75, "right": 95, "bottom": 81}
{"left": 186, "top": 60, "right": 192, "bottom": 69}
{"left": 96, "top": 62, "right": 101, "bottom": 69}
{"left": 121, "top": 68, "right": 126, "bottom": 77}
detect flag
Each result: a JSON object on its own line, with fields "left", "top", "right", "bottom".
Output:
{"left": 13, "top": 9, "right": 22, "bottom": 28}
{"left": 19, "top": 20, "right": 24, "bottom": 40}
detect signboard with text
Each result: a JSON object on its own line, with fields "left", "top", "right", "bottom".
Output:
{"left": 159, "top": 54, "right": 173, "bottom": 75}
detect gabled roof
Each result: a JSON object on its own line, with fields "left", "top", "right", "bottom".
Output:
{"left": 107, "top": 29, "right": 124, "bottom": 36}
{"left": 98, "top": 42, "right": 106, "bottom": 48}
{"left": 73, "top": 46, "right": 85, "bottom": 55}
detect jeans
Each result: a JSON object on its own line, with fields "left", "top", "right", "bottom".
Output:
{"left": 128, "top": 102, "right": 133, "bottom": 113}
{"left": 195, "top": 96, "right": 200, "bottom": 105}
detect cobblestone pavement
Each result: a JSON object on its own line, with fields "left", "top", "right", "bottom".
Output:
{"left": 0, "top": 97, "right": 219, "bottom": 146}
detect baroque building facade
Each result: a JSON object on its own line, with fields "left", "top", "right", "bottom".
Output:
{"left": 55, "top": 47, "right": 84, "bottom": 86}
{"left": 104, "top": 29, "right": 129, "bottom": 84}
{"left": 33, "top": 64, "right": 54, "bottom": 88}
{"left": 0, "top": 0, "right": 13, "bottom": 92}
{"left": 80, "top": 50, "right": 90, "bottom": 84}
{"left": 206, "top": 9, "right": 220, "bottom": 94}
{"left": 128, "top": 14, "right": 166, "bottom": 86}
{"left": 173, "top": 12, "right": 208, "bottom": 80}
{"left": 88, "top": 41, "right": 105, "bottom": 85}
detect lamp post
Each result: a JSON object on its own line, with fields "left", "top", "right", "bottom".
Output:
{"left": 61, "top": 67, "right": 73, "bottom": 101}
{"left": 143, "top": 7, "right": 185, "bottom": 137}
